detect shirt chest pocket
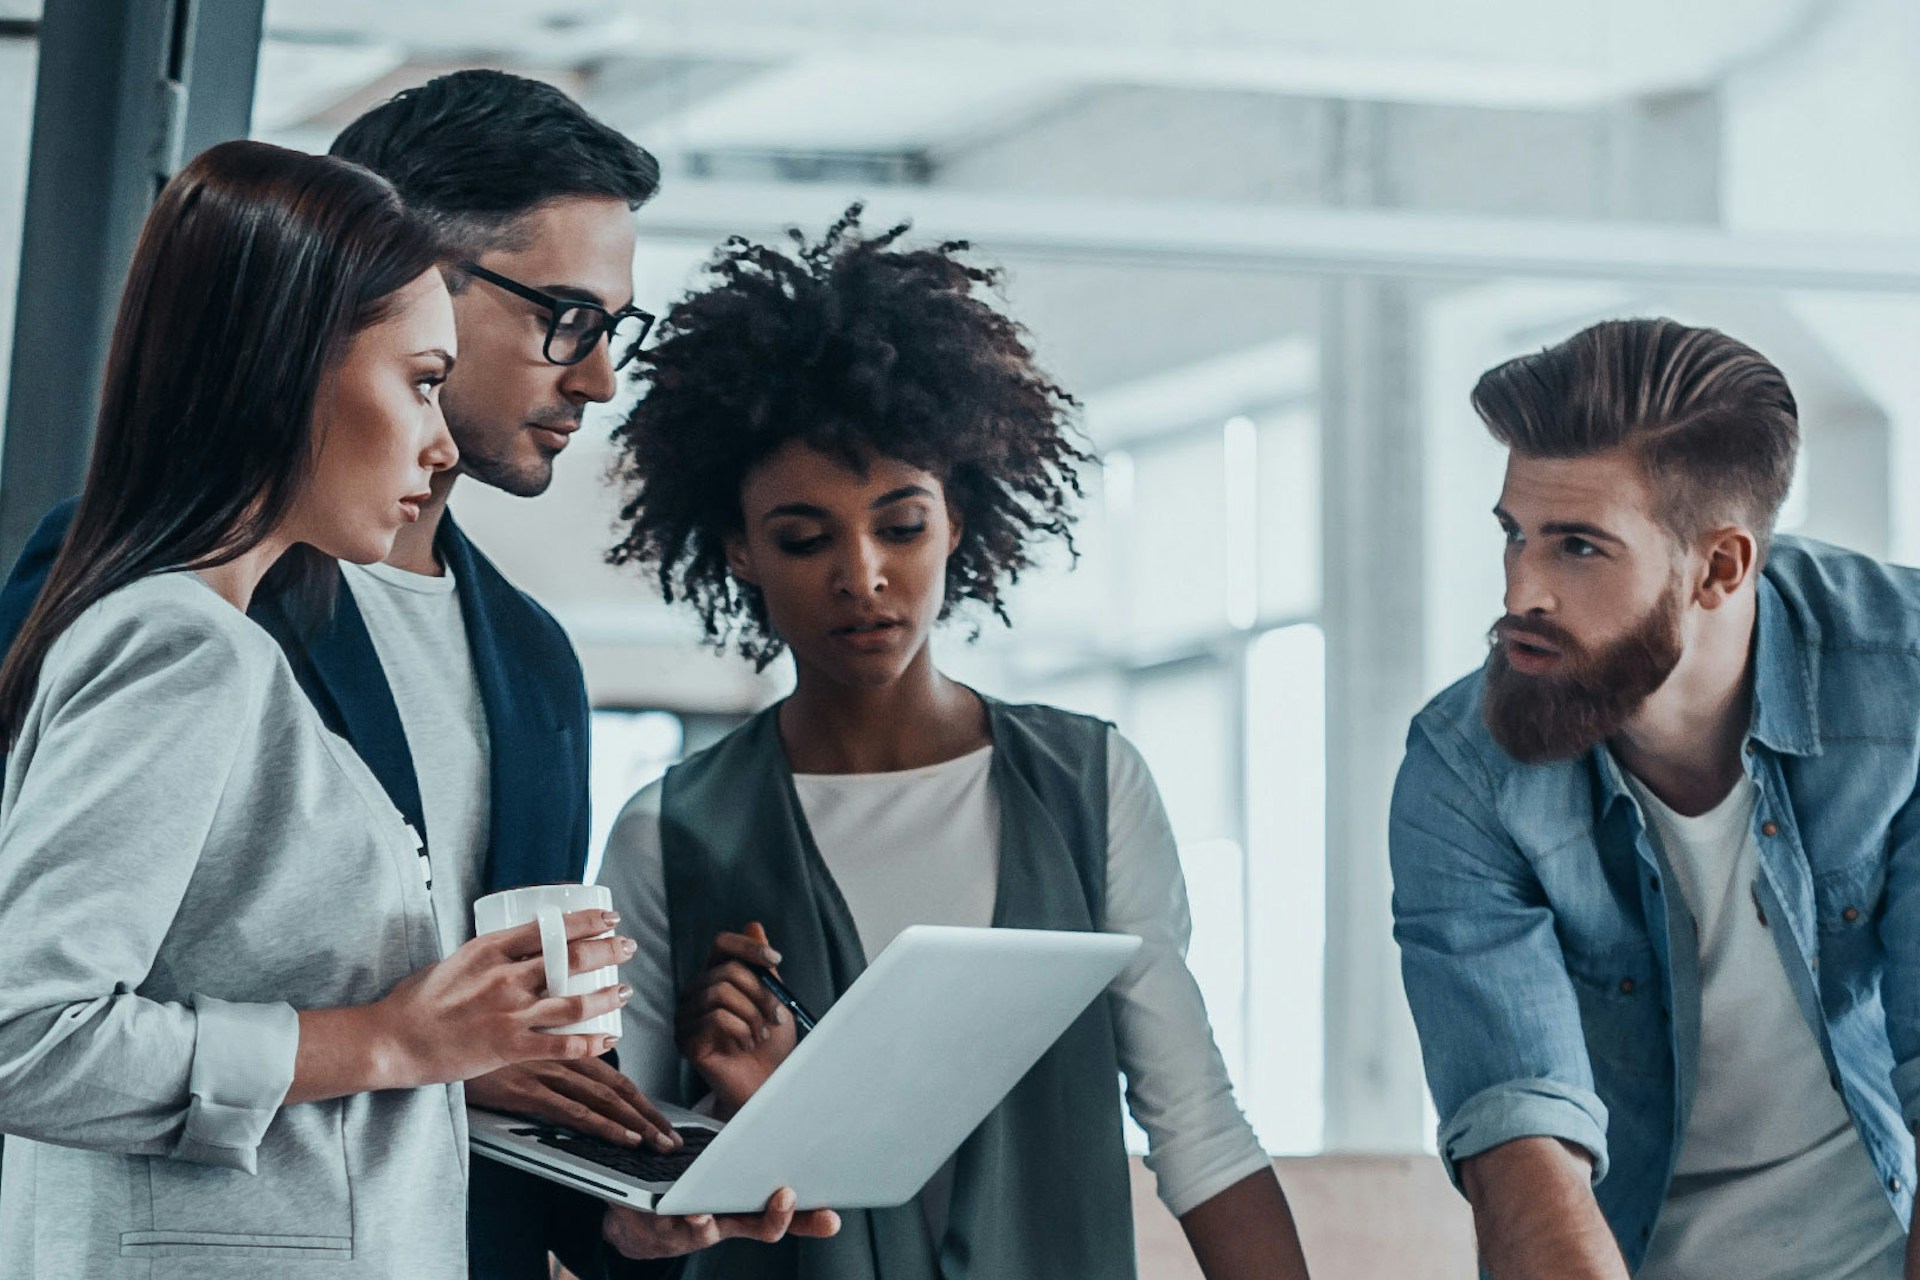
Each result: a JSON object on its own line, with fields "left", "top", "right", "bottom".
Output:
{"left": 1813, "top": 853, "right": 1887, "bottom": 1006}
{"left": 1562, "top": 941, "right": 1669, "bottom": 1085}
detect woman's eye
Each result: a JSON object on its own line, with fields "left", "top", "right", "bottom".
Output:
{"left": 883, "top": 523, "right": 927, "bottom": 541}
{"left": 415, "top": 376, "right": 445, "bottom": 401}
{"left": 777, "top": 535, "right": 828, "bottom": 555}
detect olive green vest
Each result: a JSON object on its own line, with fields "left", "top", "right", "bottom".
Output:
{"left": 658, "top": 697, "right": 1137, "bottom": 1280}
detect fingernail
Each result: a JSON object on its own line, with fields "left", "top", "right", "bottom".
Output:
{"left": 605, "top": 911, "right": 622, "bottom": 925}
{"left": 616, "top": 984, "right": 633, "bottom": 1002}
{"left": 690, "top": 1215, "right": 713, "bottom": 1227}
{"left": 766, "top": 948, "right": 783, "bottom": 964}
{"left": 624, "top": 1128, "right": 644, "bottom": 1145}
{"left": 775, "top": 1188, "right": 796, "bottom": 1211}
{"left": 758, "top": 1023, "right": 771, "bottom": 1041}
{"left": 619, "top": 937, "right": 637, "bottom": 956}
{"left": 649, "top": 1130, "right": 675, "bottom": 1150}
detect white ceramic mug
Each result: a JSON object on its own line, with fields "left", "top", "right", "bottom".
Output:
{"left": 472, "top": 883, "right": 623, "bottom": 1039}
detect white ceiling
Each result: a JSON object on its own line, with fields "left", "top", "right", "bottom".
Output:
{"left": 257, "top": 0, "right": 1835, "bottom": 158}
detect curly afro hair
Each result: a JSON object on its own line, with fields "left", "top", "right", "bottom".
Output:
{"left": 606, "top": 206, "right": 1093, "bottom": 668}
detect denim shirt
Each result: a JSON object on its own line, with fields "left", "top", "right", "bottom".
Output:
{"left": 1390, "top": 536, "right": 1920, "bottom": 1271}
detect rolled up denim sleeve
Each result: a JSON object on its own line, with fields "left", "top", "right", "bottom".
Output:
{"left": 1390, "top": 720, "right": 1609, "bottom": 1191}
{"left": 1877, "top": 760, "right": 1920, "bottom": 1130}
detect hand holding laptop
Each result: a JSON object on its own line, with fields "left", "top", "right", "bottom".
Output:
{"left": 472, "top": 924, "right": 1140, "bottom": 1215}
{"left": 602, "top": 1188, "right": 841, "bottom": 1259}
{"left": 678, "top": 921, "right": 801, "bottom": 1117}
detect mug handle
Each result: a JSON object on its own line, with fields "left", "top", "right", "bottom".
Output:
{"left": 536, "top": 904, "right": 570, "bottom": 998}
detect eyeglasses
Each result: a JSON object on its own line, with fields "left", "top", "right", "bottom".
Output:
{"left": 460, "top": 261, "right": 655, "bottom": 369}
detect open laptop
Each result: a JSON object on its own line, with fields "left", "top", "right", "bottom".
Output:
{"left": 471, "top": 924, "right": 1141, "bottom": 1215}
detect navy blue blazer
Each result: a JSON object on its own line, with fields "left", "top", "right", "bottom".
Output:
{"left": 0, "top": 500, "right": 625, "bottom": 1280}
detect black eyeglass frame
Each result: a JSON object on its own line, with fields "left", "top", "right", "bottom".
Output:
{"left": 460, "top": 260, "right": 655, "bottom": 369}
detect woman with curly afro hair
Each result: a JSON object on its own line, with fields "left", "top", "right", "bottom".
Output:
{"left": 596, "top": 209, "right": 1310, "bottom": 1280}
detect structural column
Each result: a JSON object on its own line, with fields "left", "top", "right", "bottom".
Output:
{"left": 1317, "top": 100, "right": 1431, "bottom": 1151}
{"left": 0, "top": 0, "right": 263, "bottom": 567}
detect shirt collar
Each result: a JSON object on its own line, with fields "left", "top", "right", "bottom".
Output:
{"left": 1745, "top": 571, "right": 1820, "bottom": 758}
{"left": 1594, "top": 571, "right": 1818, "bottom": 812}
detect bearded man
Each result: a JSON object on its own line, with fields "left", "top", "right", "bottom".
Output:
{"left": 1390, "top": 317, "right": 1920, "bottom": 1280}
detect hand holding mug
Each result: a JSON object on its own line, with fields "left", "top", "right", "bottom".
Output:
{"left": 370, "top": 906, "right": 633, "bottom": 1088}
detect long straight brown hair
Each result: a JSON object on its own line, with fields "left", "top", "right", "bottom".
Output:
{"left": 0, "top": 140, "right": 442, "bottom": 741}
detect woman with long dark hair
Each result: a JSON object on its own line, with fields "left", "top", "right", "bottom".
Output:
{"left": 598, "top": 210, "right": 1312, "bottom": 1279}
{"left": 0, "top": 141, "right": 632, "bottom": 1278}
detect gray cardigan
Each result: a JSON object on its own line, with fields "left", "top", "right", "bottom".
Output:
{"left": 0, "top": 572, "right": 468, "bottom": 1277}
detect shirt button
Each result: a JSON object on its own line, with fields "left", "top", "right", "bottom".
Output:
{"left": 1620, "top": 978, "right": 1636, "bottom": 995}
{"left": 1761, "top": 821, "right": 1779, "bottom": 837}
{"left": 1843, "top": 907, "right": 1861, "bottom": 924}
{"left": 1891, "top": 1177, "right": 1903, "bottom": 1194}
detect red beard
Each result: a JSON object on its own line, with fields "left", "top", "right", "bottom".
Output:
{"left": 1482, "top": 588, "right": 1684, "bottom": 764}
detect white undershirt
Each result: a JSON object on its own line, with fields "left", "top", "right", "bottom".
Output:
{"left": 599, "top": 726, "right": 1271, "bottom": 1233}
{"left": 1622, "top": 769, "right": 1903, "bottom": 1280}
{"left": 341, "top": 559, "right": 492, "bottom": 958}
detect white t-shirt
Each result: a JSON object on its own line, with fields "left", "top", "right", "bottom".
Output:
{"left": 598, "top": 726, "right": 1271, "bottom": 1235}
{"left": 341, "top": 559, "right": 492, "bottom": 958}
{"left": 1622, "top": 769, "right": 1904, "bottom": 1280}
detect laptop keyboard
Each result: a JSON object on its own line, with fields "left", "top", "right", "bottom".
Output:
{"left": 511, "top": 1124, "right": 717, "bottom": 1184}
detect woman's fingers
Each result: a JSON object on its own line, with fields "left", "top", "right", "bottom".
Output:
{"left": 488, "top": 910, "right": 624, "bottom": 962}
{"left": 730, "top": 1187, "right": 797, "bottom": 1243}
{"left": 694, "top": 960, "right": 785, "bottom": 1025}
{"left": 526, "top": 983, "right": 630, "bottom": 1031}
{"left": 557, "top": 1058, "right": 682, "bottom": 1144}
{"left": 787, "top": 1209, "right": 842, "bottom": 1239}
{"left": 538, "top": 1065, "right": 678, "bottom": 1149}
{"left": 686, "top": 973, "right": 780, "bottom": 1037}
{"left": 530, "top": 1031, "right": 619, "bottom": 1062}
{"left": 566, "top": 933, "right": 638, "bottom": 974}
{"left": 705, "top": 927, "right": 782, "bottom": 972}
{"left": 684, "top": 1007, "right": 759, "bottom": 1057}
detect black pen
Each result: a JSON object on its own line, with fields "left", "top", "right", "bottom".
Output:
{"left": 753, "top": 965, "right": 817, "bottom": 1036}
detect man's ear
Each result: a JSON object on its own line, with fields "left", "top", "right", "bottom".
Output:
{"left": 1695, "top": 526, "right": 1758, "bottom": 609}
{"left": 724, "top": 530, "right": 758, "bottom": 586}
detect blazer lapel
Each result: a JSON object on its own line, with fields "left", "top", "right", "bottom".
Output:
{"left": 437, "top": 515, "right": 538, "bottom": 891}
{"left": 255, "top": 569, "right": 425, "bottom": 840}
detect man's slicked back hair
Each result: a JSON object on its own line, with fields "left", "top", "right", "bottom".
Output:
{"left": 1471, "top": 317, "right": 1799, "bottom": 560}
{"left": 329, "top": 69, "right": 659, "bottom": 257}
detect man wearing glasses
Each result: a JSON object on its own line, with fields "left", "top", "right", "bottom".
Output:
{"left": 0, "top": 70, "right": 831, "bottom": 1277}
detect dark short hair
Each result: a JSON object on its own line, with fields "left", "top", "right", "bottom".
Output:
{"left": 329, "top": 69, "right": 659, "bottom": 255}
{"left": 0, "top": 141, "right": 442, "bottom": 740}
{"left": 1471, "top": 317, "right": 1799, "bottom": 559}
{"left": 606, "top": 207, "right": 1092, "bottom": 669}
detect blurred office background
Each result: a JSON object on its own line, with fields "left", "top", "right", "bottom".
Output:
{"left": 6, "top": 1, "right": 1920, "bottom": 1273}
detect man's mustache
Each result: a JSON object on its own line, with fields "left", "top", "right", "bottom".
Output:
{"left": 1489, "top": 614, "right": 1582, "bottom": 654}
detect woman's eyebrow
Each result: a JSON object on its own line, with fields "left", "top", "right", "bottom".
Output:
{"left": 871, "top": 485, "right": 933, "bottom": 508}
{"left": 763, "top": 502, "right": 830, "bottom": 521}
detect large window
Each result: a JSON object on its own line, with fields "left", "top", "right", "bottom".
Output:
{"left": 229, "top": 0, "right": 1920, "bottom": 1171}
